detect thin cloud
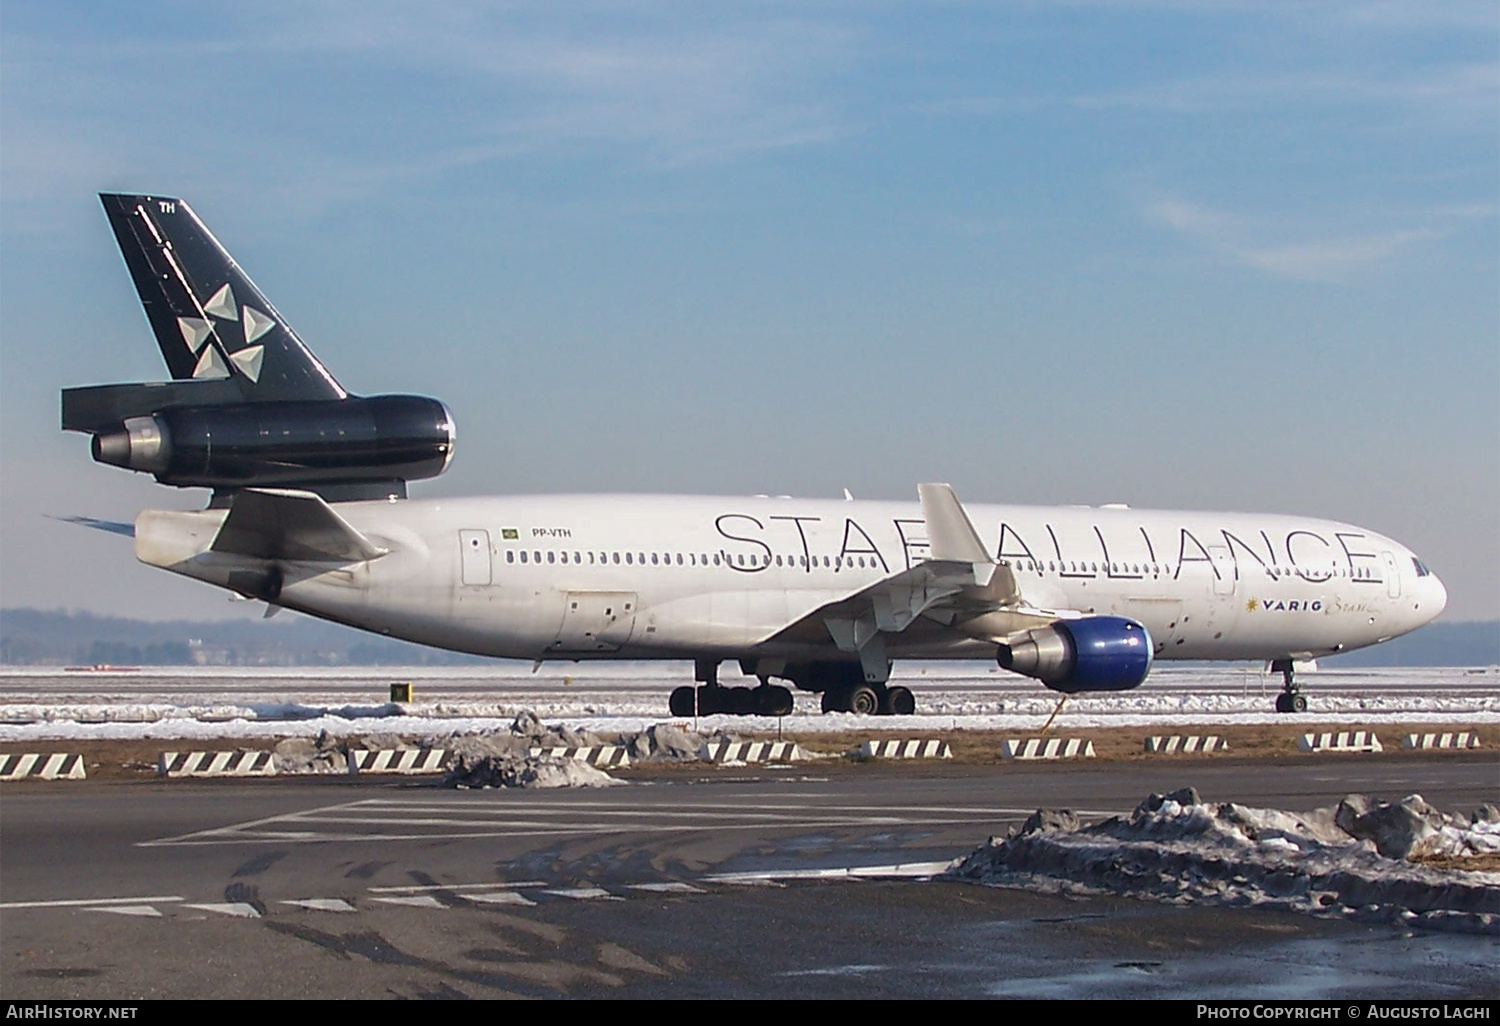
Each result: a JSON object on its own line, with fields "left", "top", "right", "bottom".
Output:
{"left": 1144, "top": 198, "right": 1447, "bottom": 281}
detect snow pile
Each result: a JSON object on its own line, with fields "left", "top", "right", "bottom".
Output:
{"left": 439, "top": 710, "right": 617, "bottom": 788}
{"left": 272, "top": 732, "right": 345, "bottom": 773}
{"left": 443, "top": 749, "right": 619, "bottom": 789}
{"left": 951, "top": 787, "right": 1500, "bottom": 935}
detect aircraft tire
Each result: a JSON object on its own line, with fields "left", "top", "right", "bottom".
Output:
{"left": 847, "top": 685, "right": 880, "bottom": 716}
{"left": 820, "top": 685, "right": 849, "bottom": 713}
{"left": 696, "top": 685, "right": 724, "bottom": 716}
{"left": 727, "top": 687, "right": 757, "bottom": 715}
{"left": 1291, "top": 694, "right": 1307, "bottom": 713}
{"left": 882, "top": 685, "right": 915, "bottom": 716}
{"left": 754, "top": 685, "right": 794, "bottom": 717}
{"left": 669, "top": 686, "right": 697, "bottom": 717}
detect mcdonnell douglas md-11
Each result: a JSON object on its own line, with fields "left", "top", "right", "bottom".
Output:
{"left": 60, "top": 194, "right": 1447, "bottom": 716}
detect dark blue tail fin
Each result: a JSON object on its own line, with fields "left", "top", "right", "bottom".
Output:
{"left": 99, "top": 194, "right": 345, "bottom": 401}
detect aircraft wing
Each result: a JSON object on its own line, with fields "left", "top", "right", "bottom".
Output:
{"left": 761, "top": 483, "right": 1060, "bottom": 681}
{"left": 211, "top": 488, "right": 388, "bottom": 563}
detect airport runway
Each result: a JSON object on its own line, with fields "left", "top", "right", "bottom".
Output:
{"left": 2, "top": 664, "right": 1496, "bottom": 998}
{"left": 3, "top": 760, "right": 1497, "bottom": 999}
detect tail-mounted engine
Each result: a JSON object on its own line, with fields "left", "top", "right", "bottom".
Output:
{"left": 996, "top": 615, "right": 1153, "bottom": 693}
{"left": 65, "top": 387, "right": 454, "bottom": 500}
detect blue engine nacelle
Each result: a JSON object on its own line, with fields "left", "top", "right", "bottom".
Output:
{"left": 996, "top": 615, "right": 1153, "bottom": 693}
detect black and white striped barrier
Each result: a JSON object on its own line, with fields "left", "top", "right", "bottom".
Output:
{"left": 0, "top": 753, "right": 87, "bottom": 781}
{"left": 1297, "top": 731, "right": 1383, "bottom": 753}
{"left": 1144, "top": 735, "right": 1229, "bottom": 755}
{"left": 528, "top": 746, "right": 632, "bottom": 768}
{"left": 1001, "top": 738, "right": 1095, "bottom": 761}
{"left": 1402, "top": 732, "right": 1482, "bottom": 751}
{"left": 158, "top": 750, "right": 276, "bottom": 777}
{"left": 858, "top": 739, "right": 952, "bottom": 759}
{"left": 700, "top": 741, "right": 805, "bottom": 763}
{"left": 347, "top": 748, "right": 448, "bottom": 774}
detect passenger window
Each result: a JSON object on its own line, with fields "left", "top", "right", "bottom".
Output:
{"left": 506, "top": 551, "right": 515, "bottom": 564}
{"left": 547, "top": 551, "right": 555, "bottom": 564}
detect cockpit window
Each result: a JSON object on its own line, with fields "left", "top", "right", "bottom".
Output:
{"left": 1411, "top": 557, "right": 1432, "bottom": 577}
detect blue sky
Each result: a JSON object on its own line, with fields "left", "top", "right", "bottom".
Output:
{"left": 2, "top": 1, "right": 1496, "bottom": 622}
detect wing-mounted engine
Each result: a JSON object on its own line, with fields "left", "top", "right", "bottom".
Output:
{"left": 996, "top": 615, "right": 1153, "bottom": 693}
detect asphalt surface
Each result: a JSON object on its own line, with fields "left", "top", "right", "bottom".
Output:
{"left": 3, "top": 759, "right": 1496, "bottom": 999}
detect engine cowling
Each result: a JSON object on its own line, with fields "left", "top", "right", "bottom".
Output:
{"left": 91, "top": 394, "right": 455, "bottom": 490}
{"left": 996, "top": 615, "right": 1153, "bottom": 693}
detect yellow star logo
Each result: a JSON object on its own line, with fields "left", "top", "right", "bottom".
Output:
{"left": 1246, "top": 598, "right": 1260, "bottom": 611}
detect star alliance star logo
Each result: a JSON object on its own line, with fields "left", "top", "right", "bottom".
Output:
{"left": 176, "top": 282, "right": 276, "bottom": 383}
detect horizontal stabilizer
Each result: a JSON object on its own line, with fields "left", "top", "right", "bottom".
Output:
{"left": 211, "top": 488, "right": 387, "bottom": 563}
{"left": 62, "top": 380, "right": 243, "bottom": 434}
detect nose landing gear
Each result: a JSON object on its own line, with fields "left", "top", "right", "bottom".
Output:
{"left": 1272, "top": 659, "right": 1308, "bottom": 713}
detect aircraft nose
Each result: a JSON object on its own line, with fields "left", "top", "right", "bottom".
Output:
{"left": 1427, "top": 573, "right": 1448, "bottom": 621}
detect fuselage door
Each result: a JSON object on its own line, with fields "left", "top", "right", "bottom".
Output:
{"left": 1381, "top": 551, "right": 1401, "bottom": 598}
{"left": 459, "top": 529, "right": 492, "bottom": 586}
{"left": 1208, "top": 546, "right": 1236, "bottom": 597}
{"left": 550, "top": 591, "right": 638, "bottom": 652}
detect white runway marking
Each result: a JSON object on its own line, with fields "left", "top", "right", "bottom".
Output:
{"left": 282, "top": 898, "right": 357, "bottom": 912}
{"left": 141, "top": 796, "right": 1075, "bottom": 847}
{"left": 542, "top": 887, "right": 621, "bottom": 901}
{"left": 705, "top": 860, "right": 955, "bottom": 884}
{"left": 367, "top": 881, "right": 546, "bottom": 893}
{"left": 185, "top": 902, "right": 260, "bottom": 918}
{"left": 463, "top": 891, "right": 537, "bottom": 906}
{"left": 369, "top": 894, "right": 447, "bottom": 909}
{"left": 1, "top": 894, "right": 184, "bottom": 910}
{"left": 88, "top": 905, "right": 163, "bottom": 917}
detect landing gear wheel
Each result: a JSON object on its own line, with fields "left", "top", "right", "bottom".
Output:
{"left": 753, "top": 685, "right": 794, "bottom": 717}
{"left": 695, "top": 685, "right": 725, "bottom": 716}
{"left": 820, "top": 685, "right": 848, "bottom": 714}
{"left": 882, "top": 685, "right": 915, "bottom": 716}
{"left": 1272, "top": 659, "right": 1307, "bottom": 714}
{"left": 847, "top": 685, "right": 880, "bottom": 716}
{"left": 669, "top": 686, "right": 696, "bottom": 717}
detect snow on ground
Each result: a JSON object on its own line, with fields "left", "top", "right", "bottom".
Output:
{"left": 951, "top": 789, "right": 1500, "bottom": 936}
{"left": 0, "top": 664, "right": 1496, "bottom": 742}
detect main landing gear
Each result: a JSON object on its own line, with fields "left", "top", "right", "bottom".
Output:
{"left": 668, "top": 683, "right": 794, "bottom": 717}
{"left": 819, "top": 681, "right": 915, "bottom": 716}
{"left": 665, "top": 659, "right": 916, "bottom": 717}
{"left": 1271, "top": 658, "right": 1308, "bottom": 713}
{"left": 668, "top": 658, "right": 795, "bottom": 717}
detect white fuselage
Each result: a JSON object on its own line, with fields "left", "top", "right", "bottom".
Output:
{"left": 142, "top": 493, "right": 1447, "bottom": 669}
